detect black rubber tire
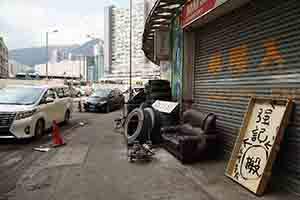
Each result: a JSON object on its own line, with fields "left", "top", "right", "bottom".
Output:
{"left": 148, "top": 85, "right": 171, "bottom": 92}
{"left": 125, "top": 108, "right": 145, "bottom": 144}
{"left": 148, "top": 95, "right": 172, "bottom": 102}
{"left": 124, "top": 108, "right": 151, "bottom": 145}
{"left": 148, "top": 80, "right": 170, "bottom": 86}
{"left": 144, "top": 107, "right": 161, "bottom": 144}
{"left": 142, "top": 110, "right": 152, "bottom": 143}
{"left": 150, "top": 91, "right": 171, "bottom": 96}
{"left": 64, "top": 110, "right": 71, "bottom": 124}
{"left": 139, "top": 102, "right": 151, "bottom": 109}
{"left": 159, "top": 112, "right": 177, "bottom": 128}
{"left": 34, "top": 119, "right": 44, "bottom": 139}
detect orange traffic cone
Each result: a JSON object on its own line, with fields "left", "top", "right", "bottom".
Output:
{"left": 52, "top": 120, "right": 66, "bottom": 147}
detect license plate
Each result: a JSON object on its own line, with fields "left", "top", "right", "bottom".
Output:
{"left": 90, "top": 105, "right": 96, "bottom": 109}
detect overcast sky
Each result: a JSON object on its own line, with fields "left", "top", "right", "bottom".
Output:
{"left": 0, "top": 0, "right": 128, "bottom": 50}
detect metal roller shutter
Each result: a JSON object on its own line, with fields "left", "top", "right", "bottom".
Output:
{"left": 193, "top": 0, "right": 300, "bottom": 195}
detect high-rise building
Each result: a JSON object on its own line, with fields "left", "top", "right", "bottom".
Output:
{"left": 0, "top": 37, "right": 9, "bottom": 78}
{"left": 8, "top": 60, "right": 32, "bottom": 78}
{"left": 104, "top": 0, "right": 160, "bottom": 80}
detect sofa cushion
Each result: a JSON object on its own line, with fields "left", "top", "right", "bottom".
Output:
{"left": 178, "top": 123, "right": 193, "bottom": 135}
{"left": 162, "top": 134, "right": 180, "bottom": 150}
{"left": 183, "top": 110, "right": 207, "bottom": 128}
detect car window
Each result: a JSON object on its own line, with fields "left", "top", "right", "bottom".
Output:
{"left": 55, "top": 87, "right": 70, "bottom": 98}
{"left": 40, "top": 89, "right": 56, "bottom": 104}
{"left": 47, "top": 89, "right": 56, "bottom": 99}
{"left": 0, "top": 87, "right": 44, "bottom": 105}
{"left": 56, "top": 88, "right": 64, "bottom": 98}
{"left": 92, "top": 89, "right": 111, "bottom": 97}
{"left": 63, "top": 88, "right": 70, "bottom": 97}
{"left": 111, "top": 90, "right": 117, "bottom": 97}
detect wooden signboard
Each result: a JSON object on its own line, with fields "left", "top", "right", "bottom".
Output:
{"left": 226, "top": 98, "right": 293, "bottom": 195}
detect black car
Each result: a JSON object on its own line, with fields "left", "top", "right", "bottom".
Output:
{"left": 84, "top": 88, "right": 124, "bottom": 112}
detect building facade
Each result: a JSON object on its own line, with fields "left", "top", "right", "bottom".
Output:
{"left": 143, "top": 0, "right": 300, "bottom": 197}
{"left": 104, "top": 0, "right": 160, "bottom": 80}
{"left": 0, "top": 37, "right": 9, "bottom": 78}
{"left": 85, "top": 41, "right": 104, "bottom": 81}
{"left": 34, "top": 59, "right": 85, "bottom": 79}
{"left": 8, "top": 59, "right": 32, "bottom": 78}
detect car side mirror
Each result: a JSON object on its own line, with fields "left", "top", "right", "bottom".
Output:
{"left": 45, "top": 97, "right": 55, "bottom": 103}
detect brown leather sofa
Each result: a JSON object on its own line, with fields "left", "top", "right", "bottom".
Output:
{"left": 161, "top": 110, "right": 217, "bottom": 163}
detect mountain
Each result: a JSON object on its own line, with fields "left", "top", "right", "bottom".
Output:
{"left": 8, "top": 39, "right": 102, "bottom": 66}
{"left": 8, "top": 45, "right": 78, "bottom": 66}
{"left": 70, "top": 39, "right": 102, "bottom": 57}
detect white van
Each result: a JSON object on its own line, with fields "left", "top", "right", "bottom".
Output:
{"left": 0, "top": 85, "right": 73, "bottom": 139}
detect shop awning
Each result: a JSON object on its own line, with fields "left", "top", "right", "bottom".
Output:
{"left": 142, "top": 0, "right": 187, "bottom": 65}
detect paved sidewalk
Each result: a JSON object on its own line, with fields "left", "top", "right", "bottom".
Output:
{"left": 12, "top": 111, "right": 213, "bottom": 200}
{"left": 10, "top": 111, "right": 297, "bottom": 200}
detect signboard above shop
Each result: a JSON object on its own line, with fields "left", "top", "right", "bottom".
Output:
{"left": 181, "top": 0, "right": 229, "bottom": 28}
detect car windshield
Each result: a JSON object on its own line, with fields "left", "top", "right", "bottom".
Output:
{"left": 0, "top": 87, "right": 45, "bottom": 105}
{"left": 91, "top": 89, "right": 111, "bottom": 98}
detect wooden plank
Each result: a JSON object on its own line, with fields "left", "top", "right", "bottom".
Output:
{"left": 225, "top": 97, "right": 293, "bottom": 195}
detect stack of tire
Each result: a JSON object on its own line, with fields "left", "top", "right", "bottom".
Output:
{"left": 124, "top": 105, "right": 178, "bottom": 145}
{"left": 145, "top": 80, "right": 172, "bottom": 105}
{"left": 145, "top": 80, "right": 177, "bottom": 130}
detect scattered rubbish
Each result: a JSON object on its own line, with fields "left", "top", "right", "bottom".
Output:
{"left": 127, "top": 141, "right": 155, "bottom": 162}
{"left": 26, "top": 183, "right": 51, "bottom": 191}
{"left": 34, "top": 147, "right": 51, "bottom": 152}
{"left": 51, "top": 120, "right": 66, "bottom": 147}
{"left": 79, "top": 121, "right": 86, "bottom": 126}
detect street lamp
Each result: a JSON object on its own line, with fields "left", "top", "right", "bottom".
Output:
{"left": 46, "top": 29, "right": 58, "bottom": 80}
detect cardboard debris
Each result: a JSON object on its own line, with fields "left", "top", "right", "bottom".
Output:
{"left": 79, "top": 122, "right": 86, "bottom": 126}
{"left": 34, "top": 147, "right": 51, "bottom": 152}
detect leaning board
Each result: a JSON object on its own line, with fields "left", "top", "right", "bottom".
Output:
{"left": 225, "top": 98, "right": 293, "bottom": 195}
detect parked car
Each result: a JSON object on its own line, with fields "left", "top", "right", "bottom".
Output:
{"left": 84, "top": 88, "right": 124, "bottom": 113}
{"left": 0, "top": 85, "right": 73, "bottom": 139}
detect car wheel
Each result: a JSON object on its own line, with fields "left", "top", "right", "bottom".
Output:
{"left": 64, "top": 110, "right": 71, "bottom": 124}
{"left": 34, "top": 119, "right": 44, "bottom": 139}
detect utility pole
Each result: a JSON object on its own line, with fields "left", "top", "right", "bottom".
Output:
{"left": 45, "top": 30, "right": 58, "bottom": 80}
{"left": 129, "top": 0, "right": 133, "bottom": 100}
{"left": 79, "top": 55, "right": 81, "bottom": 80}
{"left": 46, "top": 32, "right": 48, "bottom": 80}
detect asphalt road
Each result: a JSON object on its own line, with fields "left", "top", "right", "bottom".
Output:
{"left": 0, "top": 112, "right": 95, "bottom": 199}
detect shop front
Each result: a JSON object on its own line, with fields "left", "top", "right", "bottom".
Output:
{"left": 181, "top": 0, "right": 300, "bottom": 195}
{"left": 143, "top": 0, "right": 300, "bottom": 196}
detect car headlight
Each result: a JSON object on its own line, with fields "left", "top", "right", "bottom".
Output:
{"left": 16, "top": 109, "right": 37, "bottom": 120}
{"left": 99, "top": 101, "right": 107, "bottom": 104}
